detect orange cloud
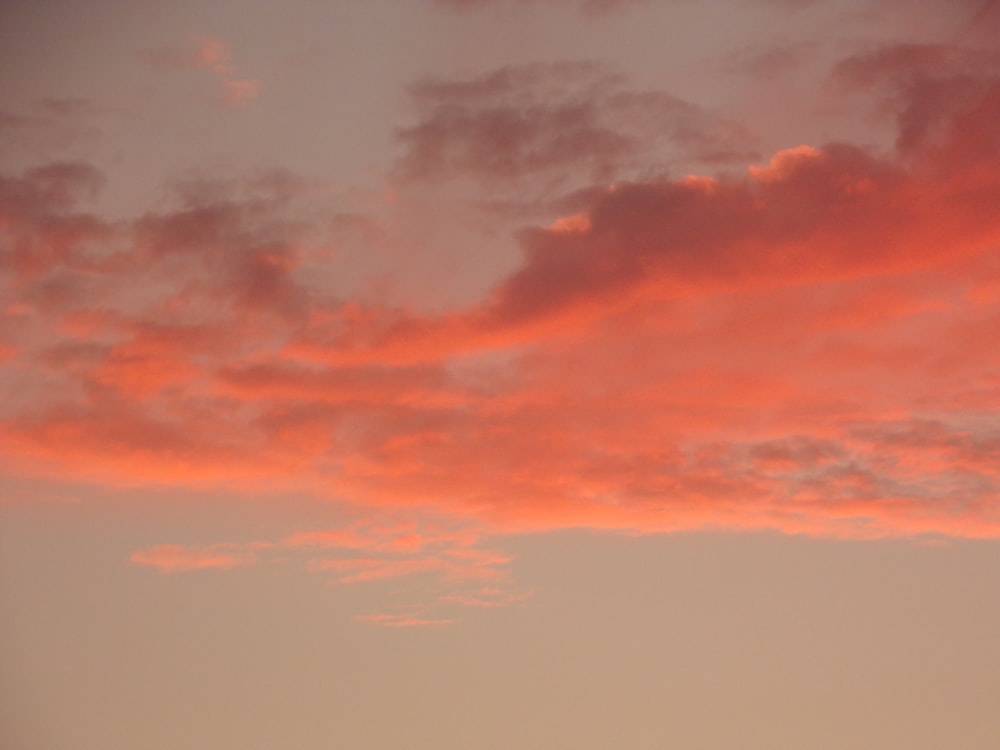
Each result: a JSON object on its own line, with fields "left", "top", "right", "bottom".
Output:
{"left": 354, "top": 613, "right": 456, "bottom": 628}
{"left": 124, "top": 516, "right": 522, "bottom": 624}
{"left": 4, "top": 39, "right": 1000, "bottom": 627}
{"left": 130, "top": 544, "right": 260, "bottom": 573}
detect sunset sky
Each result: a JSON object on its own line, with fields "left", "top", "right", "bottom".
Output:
{"left": 2, "top": 0, "right": 1000, "bottom": 747}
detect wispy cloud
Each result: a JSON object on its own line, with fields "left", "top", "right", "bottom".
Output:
{"left": 354, "top": 613, "right": 456, "bottom": 628}
{"left": 145, "top": 36, "right": 262, "bottom": 107}
{"left": 128, "top": 516, "right": 522, "bottom": 623}
{"left": 130, "top": 543, "right": 262, "bottom": 573}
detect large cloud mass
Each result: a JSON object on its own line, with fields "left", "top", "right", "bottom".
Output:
{"left": 3, "top": 24, "right": 1000, "bottom": 620}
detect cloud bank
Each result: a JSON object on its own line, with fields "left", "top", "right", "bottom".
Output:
{"left": 3, "top": 19, "right": 1000, "bottom": 619}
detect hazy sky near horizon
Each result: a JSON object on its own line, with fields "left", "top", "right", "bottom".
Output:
{"left": 2, "top": 1, "right": 1000, "bottom": 748}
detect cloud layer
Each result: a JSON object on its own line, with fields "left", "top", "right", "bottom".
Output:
{"left": 3, "top": 24, "right": 1000, "bottom": 620}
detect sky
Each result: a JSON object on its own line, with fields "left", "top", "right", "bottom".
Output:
{"left": 2, "top": 0, "right": 1000, "bottom": 747}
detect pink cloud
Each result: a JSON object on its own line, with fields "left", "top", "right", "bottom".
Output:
{"left": 124, "top": 517, "right": 521, "bottom": 623}
{"left": 5, "top": 87, "right": 1000, "bottom": 538}
{"left": 0, "top": 98, "right": 106, "bottom": 163}
{"left": 394, "top": 62, "right": 756, "bottom": 192}
{"left": 221, "top": 78, "right": 263, "bottom": 107}
{"left": 4, "top": 35, "right": 1000, "bottom": 626}
{"left": 130, "top": 544, "right": 260, "bottom": 573}
{"left": 439, "top": 589, "right": 530, "bottom": 608}
{"left": 145, "top": 36, "right": 262, "bottom": 107}
{"left": 290, "top": 133, "right": 1000, "bottom": 369}
{"left": 0, "top": 161, "right": 110, "bottom": 278}
{"left": 354, "top": 613, "right": 456, "bottom": 628}
{"left": 301, "top": 531, "right": 512, "bottom": 586}
{"left": 316, "top": 557, "right": 449, "bottom": 584}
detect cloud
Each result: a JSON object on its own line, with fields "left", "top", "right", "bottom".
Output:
{"left": 127, "top": 516, "right": 521, "bottom": 623}
{"left": 145, "top": 36, "right": 262, "bottom": 107}
{"left": 130, "top": 544, "right": 260, "bottom": 573}
{"left": 725, "top": 40, "right": 820, "bottom": 78}
{"left": 831, "top": 41, "right": 1000, "bottom": 166}
{"left": 5, "top": 35, "right": 1000, "bottom": 622}
{"left": 306, "top": 546, "right": 511, "bottom": 586}
{"left": 0, "top": 98, "right": 106, "bottom": 162}
{"left": 354, "top": 613, "right": 456, "bottom": 628}
{"left": 0, "top": 161, "right": 110, "bottom": 280}
{"left": 220, "top": 78, "right": 263, "bottom": 107}
{"left": 439, "top": 589, "right": 531, "bottom": 608}
{"left": 395, "top": 62, "right": 758, "bottom": 189}
{"left": 293, "top": 134, "right": 1000, "bottom": 368}
{"left": 280, "top": 52, "right": 1000, "bottom": 542}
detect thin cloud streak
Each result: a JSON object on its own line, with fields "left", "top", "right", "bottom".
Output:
{"left": 354, "top": 613, "right": 457, "bottom": 628}
{"left": 130, "top": 543, "right": 263, "bottom": 573}
{"left": 144, "top": 36, "right": 262, "bottom": 107}
{"left": 127, "top": 516, "right": 523, "bottom": 619}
